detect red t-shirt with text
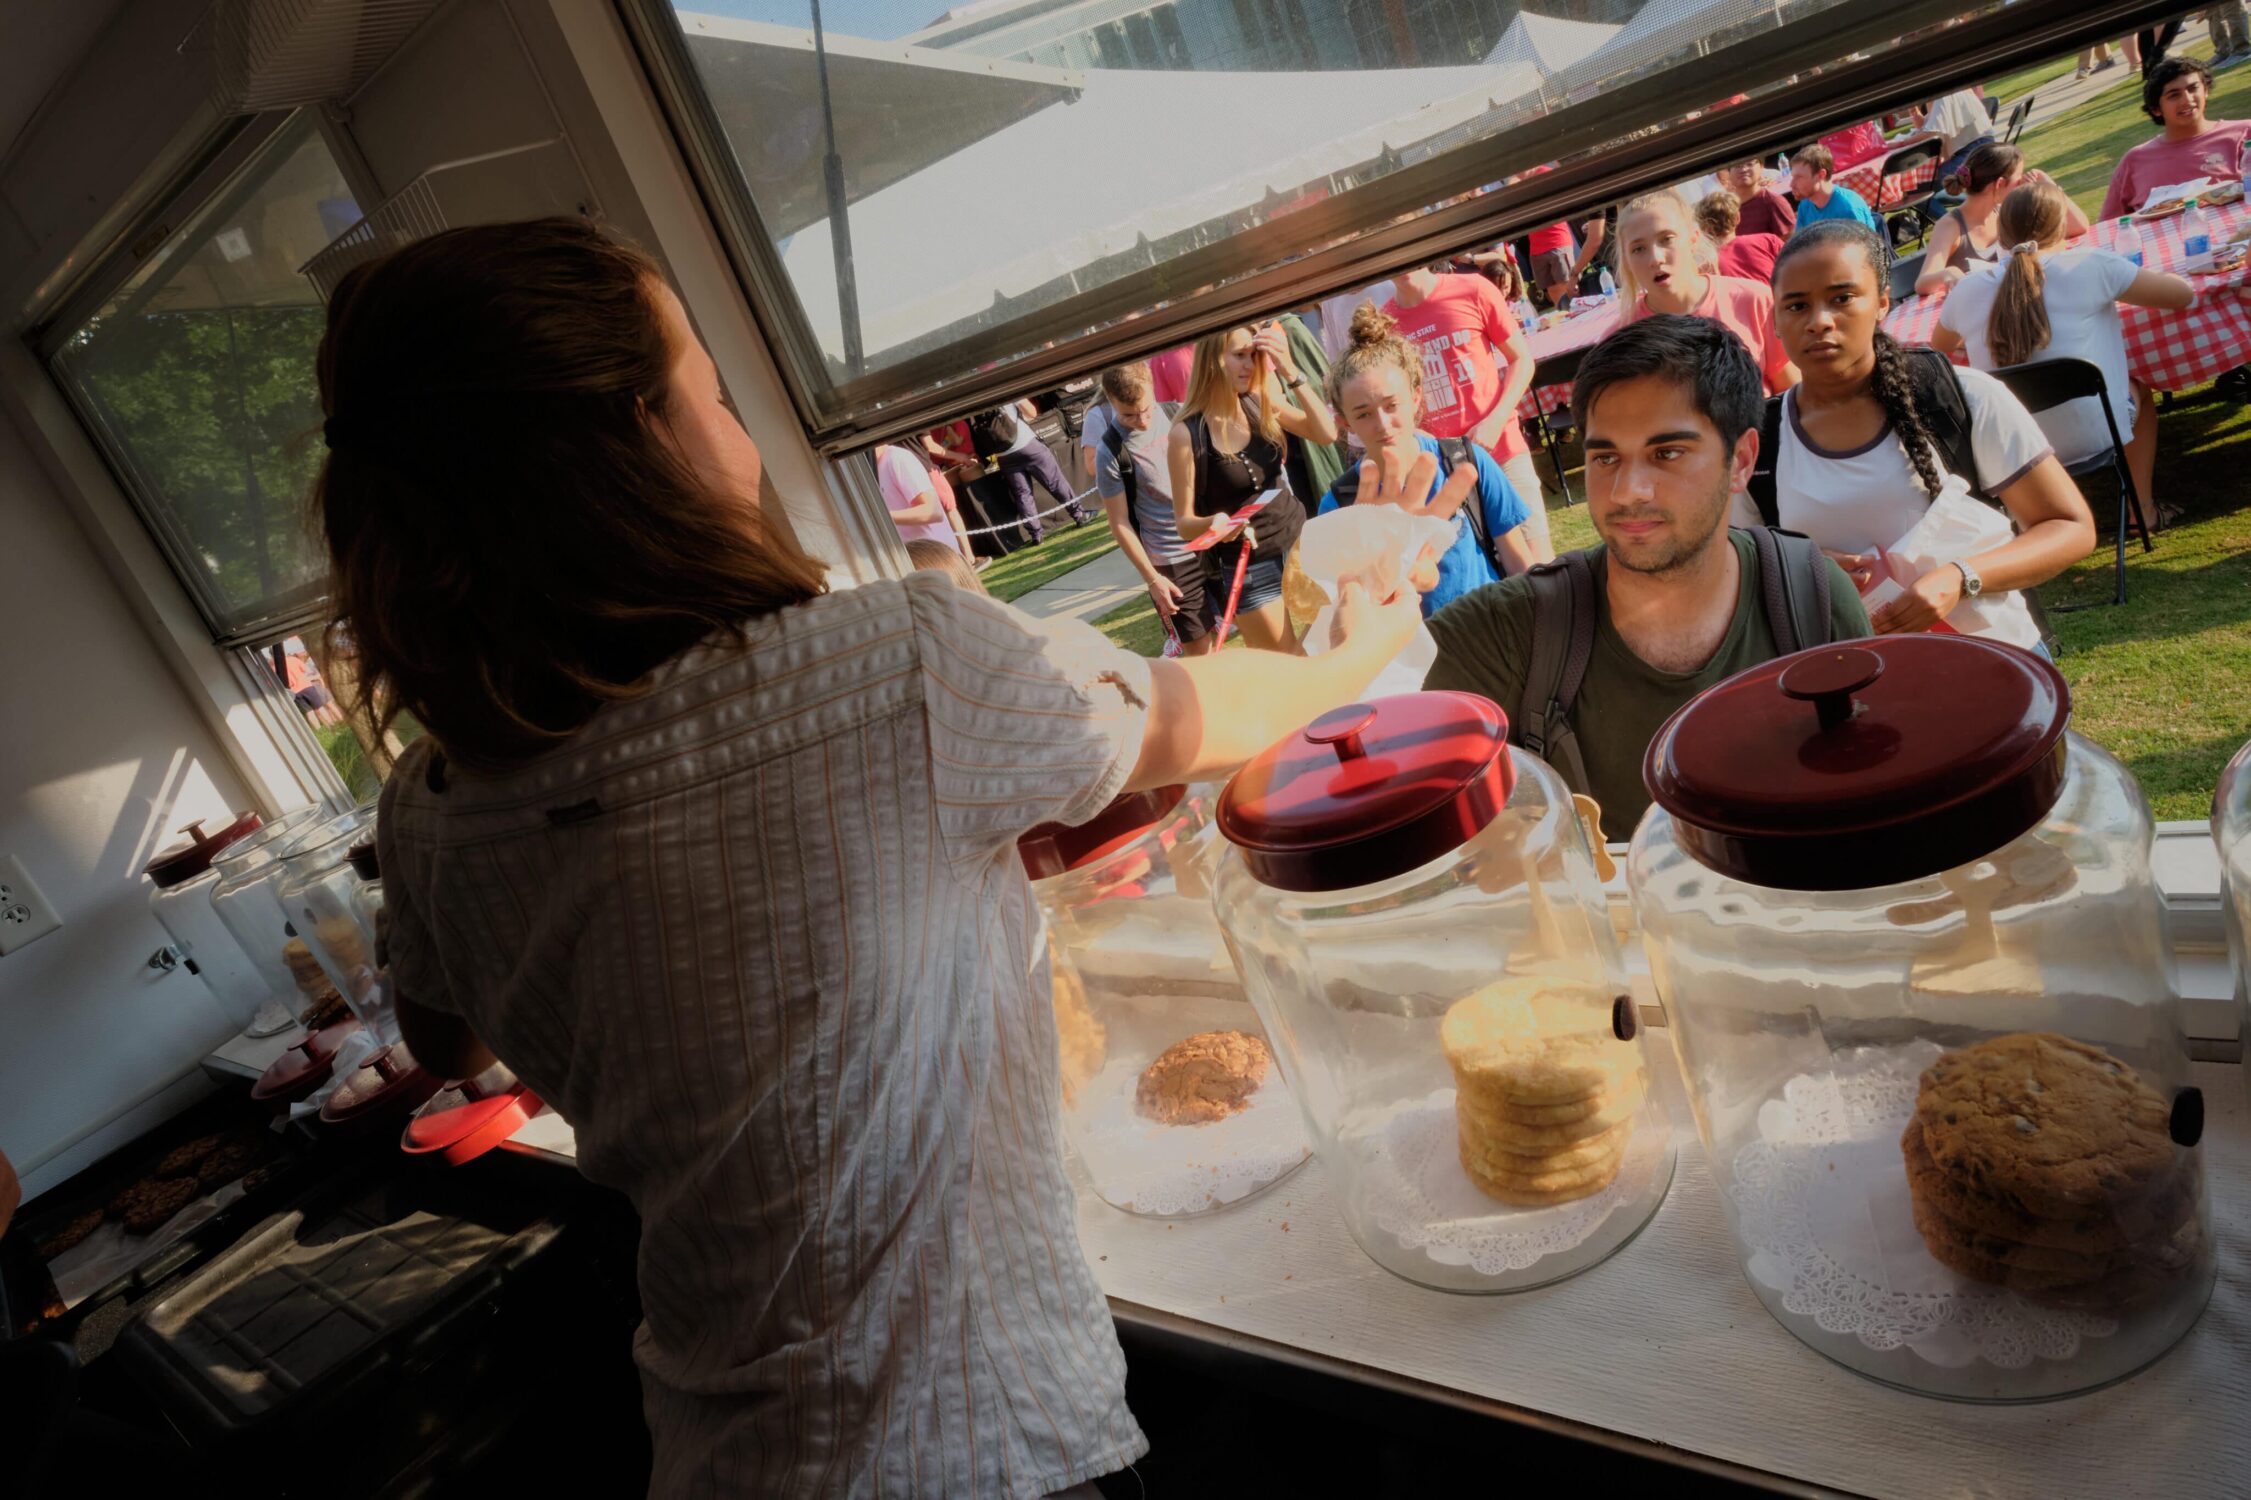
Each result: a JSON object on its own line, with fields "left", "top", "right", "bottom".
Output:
{"left": 1377, "top": 274, "right": 1530, "bottom": 463}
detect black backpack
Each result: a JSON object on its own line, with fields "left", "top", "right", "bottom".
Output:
{"left": 1744, "top": 346, "right": 2057, "bottom": 653}
{"left": 968, "top": 407, "right": 1018, "bottom": 461}
{"left": 1098, "top": 402, "right": 1183, "bottom": 536}
{"left": 1328, "top": 437, "right": 1501, "bottom": 571}
{"left": 1513, "top": 526, "right": 1837, "bottom": 800}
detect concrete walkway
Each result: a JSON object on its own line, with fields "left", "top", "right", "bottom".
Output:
{"left": 1009, "top": 544, "right": 1148, "bottom": 622}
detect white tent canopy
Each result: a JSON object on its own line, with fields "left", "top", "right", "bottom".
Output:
{"left": 1569, "top": 0, "right": 1794, "bottom": 83}
{"left": 780, "top": 58, "right": 1545, "bottom": 360}
{"left": 1482, "top": 11, "right": 1622, "bottom": 74}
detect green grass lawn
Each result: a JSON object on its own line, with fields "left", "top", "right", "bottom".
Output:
{"left": 977, "top": 518, "right": 1116, "bottom": 603}
{"left": 1980, "top": 51, "right": 2094, "bottom": 116}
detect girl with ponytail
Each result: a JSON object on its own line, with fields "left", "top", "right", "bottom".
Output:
{"left": 1316, "top": 303, "right": 1539, "bottom": 614}
{"left": 1758, "top": 219, "right": 2094, "bottom": 651}
{"left": 1917, "top": 145, "right": 2089, "bottom": 295}
{"left": 1934, "top": 181, "right": 2192, "bottom": 534}
{"left": 1615, "top": 189, "right": 1799, "bottom": 394}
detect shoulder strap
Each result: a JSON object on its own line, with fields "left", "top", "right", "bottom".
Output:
{"left": 1746, "top": 525, "right": 1835, "bottom": 655}
{"left": 1328, "top": 461, "right": 1362, "bottom": 508}
{"left": 1435, "top": 437, "right": 1492, "bottom": 562}
{"left": 1514, "top": 551, "right": 1600, "bottom": 796}
{"left": 1747, "top": 394, "right": 1785, "bottom": 528}
{"left": 1906, "top": 348, "right": 1991, "bottom": 501}
{"left": 1100, "top": 422, "right": 1137, "bottom": 530}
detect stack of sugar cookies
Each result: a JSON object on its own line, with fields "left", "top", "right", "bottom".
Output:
{"left": 1439, "top": 978, "right": 1645, "bottom": 1207}
{"left": 1902, "top": 1032, "right": 2201, "bottom": 1309}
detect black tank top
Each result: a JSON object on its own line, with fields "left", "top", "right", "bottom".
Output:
{"left": 1183, "top": 398, "right": 1305, "bottom": 562}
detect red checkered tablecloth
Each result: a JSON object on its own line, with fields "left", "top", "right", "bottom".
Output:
{"left": 1833, "top": 132, "right": 1943, "bottom": 210}
{"left": 1883, "top": 199, "right": 2251, "bottom": 391}
{"left": 1515, "top": 302, "right": 1621, "bottom": 424}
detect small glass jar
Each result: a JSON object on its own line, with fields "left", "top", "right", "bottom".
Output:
{"left": 1631, "top": 638, "right": 2211, "bottom": 1402}
{"left": 1019, "top": 784, "right": 1308, "bottom": 1217}
{"left": 208, "top": 807, "right": 334, "bottom": 1031}
{"left": 276, "top": 804, "right": 390, "bottom": 1044}
{"left": 1213, "top": 694, "right": 1675, "bottom": 1293}
{"left": 156, "top": 807, "right": 321, "bottom": 1036}
{"left": 2216, "top": 739, "right": 2251, "bottom": 1105}
{"left": 144, "top": 813, "right": 273, "bottom": 1031}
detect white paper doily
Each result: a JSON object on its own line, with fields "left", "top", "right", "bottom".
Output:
{"left": 1358, "top": 1089, "right": 1671, "bottom": 1276}
{"left": 1727, "top": 1041, "right": 2121, "bottom": 1371}
{"left": 1064, "top": 996, "right": 1309, "bottom": 1216}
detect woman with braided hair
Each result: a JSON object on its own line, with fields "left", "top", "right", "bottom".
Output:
{"left": 1749, "top": 220, "right": 2093, "bottom": 652}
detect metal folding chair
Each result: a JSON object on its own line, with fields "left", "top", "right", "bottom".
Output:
{"left": 1989, "top": 357, "right": 2152, "bottom": 609}
{"left": 1529, "top": 344, "right": 1592, "bottom": 506}
{"left": 2002, "top": 94, "right": 2033, "bottom": 144}
{"left": 1888, "top": 250, "right": 1928, "bottom": 302}
{"left": 1878, "top": 139, "right": 1945, "bottom": 250}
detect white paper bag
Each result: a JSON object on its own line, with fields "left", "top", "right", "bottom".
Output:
{"left": 1294, "top": 507, "right": 1456, "bottom": 697}
{"left": 1885, "top": 483, "right": 2017, "bottom": 637}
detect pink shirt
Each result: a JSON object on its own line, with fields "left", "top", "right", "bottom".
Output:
{"left": 1717, "top": 232, "right": 1783, "bottom": 284}
{"left": 1624, "top": 275, "right": 1794, "bottom": 394}
{"left": 1822, "top": 121, "right": 1886, "bottom": 167}
{"left": 1377, "top": 274, "right": 1531, "bottom": 462}
{"left": 1146, "top": 345, "right": 1195, "bottom": 404}
{"left": 876, "top": 444, "right": 957, "bottom": 547}
{"left": 2100, "top": 121, "right": 2251, "bottom": 218}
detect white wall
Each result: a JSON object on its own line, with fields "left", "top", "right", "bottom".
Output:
{"left": 0, "top": 410, "right": 257, "bottom": 1198}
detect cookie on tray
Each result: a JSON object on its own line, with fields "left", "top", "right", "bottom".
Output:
{"left": 1135, "top": 1030, "right": 1270, "bottom": 1125}
{"left": 36, "top": 1208, "right": 104, "bottom": 1260}
{"left": 1913, "top": 1033, "right": 2176, "bottom": 1219}
{"left": 110, "top": 1176, "right": 201, "bottom": 1236}
{"left": 1455, "top": 1088, "right": 1640, "bottom": 1151}
{"left": 195, "top": 1134, "right": 273, "bottom": 1190}
{"left": 155, "top": 1133, "right": 223, "bottom": 1177}
{"left": 1902, "top": 1120, "right": 2196, "bottom": 1254}
{"left": 1439, "top": 978, "right": 1639, "bottom": 1104}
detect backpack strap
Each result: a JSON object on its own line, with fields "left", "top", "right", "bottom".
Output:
{"left": 1100, "top": 422, "right": 1137, "bottom": 533}
{"left": 1434, "top": 437, "right": 1494, "bottom": 565}
{"left": 1514, "top": 551, "right": 1600, "bottom": 797}
{"left": 1746, "top": 393, "right": 1785, "bottom": 528}
{"left": 1906, "top": 347, "right": 1993, "bottom": 502}
{"left": 1745, "top": 525, "right": 1835, "bottom": 655}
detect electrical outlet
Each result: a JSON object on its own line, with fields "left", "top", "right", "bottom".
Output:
{"left": 0, "top": 853, "right": 62, "bottom": 955}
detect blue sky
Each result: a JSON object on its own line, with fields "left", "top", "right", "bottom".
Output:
{"left": 677, "top": 0, "right": 953, "bottom": 41}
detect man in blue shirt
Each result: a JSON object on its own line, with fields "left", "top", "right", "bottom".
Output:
{"left": 1789, "top": 145, "right": 1882, "bottom": 234}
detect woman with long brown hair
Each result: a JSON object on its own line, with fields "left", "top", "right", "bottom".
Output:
{"left": 1934, "top": 179, "right": 2193, "bottom": 533}
{"left": 1917, "top": 144, "right": 2090, "bottom": 296}
{"left": 316, "top": 218, "right": 1421, "bottom": 1498}
{"left": 1165, "top": 321, "right": 1338, "bottom": 651}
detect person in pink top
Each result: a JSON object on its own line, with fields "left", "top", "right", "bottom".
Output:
{"left": 1614, "top": 190, "right": 1799, "bottom": 396}
{"left": 1146, "top": 344, "right": 1195, "bottom": 403}
{"left": 1820, "top": 119, "right": 1886, "bottom": 169}
{"left": 1695, "top": 191, "right": 1784, "bottom": 283}
{"left": 2101, "top": 57, "right": 2251, "bottom": 217}
{"left": 1378, "top": 262, "right": 1553, "bottom": 560}
{"left": 875, "top": 441, "right": 971, "bottom": 557}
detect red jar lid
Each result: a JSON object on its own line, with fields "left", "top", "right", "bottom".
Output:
{"left": 1018, "top": 785, "right": 1186, "bottom": 881}
{"left": 248, "top": 1016, "right": 360, "bottom": 1103}
{"left": 1218, "top": 693, "right": 1517, "bottom": 893}
{"left": 319, "top": 1043, "right": 441, "bottom": 1128}
{"left": 1643, "top": 637, "right": 2069, "bottom": 891}
{"left": 346, "top": 839, "right": 380, "bottom": 882}
{"left": 402, "top": 1062, "right": 544, "bottom": 1165}
{"left": 144, "top": 813, "right": 264, "bottom": 889}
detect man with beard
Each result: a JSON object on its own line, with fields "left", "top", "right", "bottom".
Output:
{"left": 1423, "top": 315, "right": 1870, "bottom": 842}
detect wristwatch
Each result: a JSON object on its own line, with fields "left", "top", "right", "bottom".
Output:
{"left": 1952, "top": 559, "right": 1985, "bottom": 597}
{"left": 1285, "top": 375, "right": 1307, "bottom": 390}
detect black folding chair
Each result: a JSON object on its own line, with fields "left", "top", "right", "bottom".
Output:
{"left": 1989, "top": 357, "right": 2151, "bottom": 609}
{"left": 1529, "top": 343, "right": 1592, "bottom": 505}
{"left": 1888, "top": 250, "right": 1928, "bottom": 303}
{"left": 2002, "top": 94, "right": 2033, "bottom": 144}
{"left": 1878, "top": 139, "right": 1945, "bottom": 250}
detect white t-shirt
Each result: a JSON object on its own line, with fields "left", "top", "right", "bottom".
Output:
{"left": 1936, "top": 246, "right": 2141, "bottom": 466}
{"left": 876, "top": 444, "right": 956, "bottom": 547}
{"left": 1924, "top": 90, "right": 1992, "bottom": 158}
{"left": 1731, "top": 365, "right": 2053, "bottom": 650}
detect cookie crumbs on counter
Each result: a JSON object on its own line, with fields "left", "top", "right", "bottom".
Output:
{"left": 1280, "top": 1222, "right": 1290, "bottom": 1232}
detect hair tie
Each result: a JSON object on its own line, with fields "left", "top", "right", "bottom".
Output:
{"left": 2009, "top": 240, "right": 2040, "bottom": 257}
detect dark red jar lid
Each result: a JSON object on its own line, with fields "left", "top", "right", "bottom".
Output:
{"left": 1643, "top": 637, "right": 2069, "bottom": 891}
{"left": 1018, "top": 785, "right": 1186, "bottom": 881}
{"left": 1218, "top": 693, "right": 1517, "bottom": 893}
{"left": 402, "top": 1062, "right": 544, "bottom": 1165}
{"left": 144, "top": 813, "right": 264, "bottom": 889}
{"left": 319, "top": 1044, "right": 440, "bottom": 1129}
{"left": 249, "top": 1016, "right": 360, "bottom": 1103}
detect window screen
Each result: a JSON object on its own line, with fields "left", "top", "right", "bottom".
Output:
{"left": 47, "top": 115, "right": 358, "bottom": 647}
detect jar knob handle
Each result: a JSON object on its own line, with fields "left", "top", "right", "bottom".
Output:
{"left": 2171, "top": 1087, "right": 2205, "bottom": 1148}
{"left": 1306, "top": 703, "right": 1378, "bottom": 763}
{"left": 1779, "top": 648, "right": 1885, "bottom": 731}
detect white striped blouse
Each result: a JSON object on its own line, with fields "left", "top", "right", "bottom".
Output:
{"left": 378, "top": 573, "right": 1152, "bottom": 1497}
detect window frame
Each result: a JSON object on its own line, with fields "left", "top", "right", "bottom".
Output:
{"left": 622, "top": 0, "right": 2182, "bottom": 454}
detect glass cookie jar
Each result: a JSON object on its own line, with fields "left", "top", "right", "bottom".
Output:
{"left": 201, "top": 806, "right": 328, "bottom": 1036}
{"left": 1020, "top": 784, "right": 1310, "bottom": 1217}
{"left": 1631, "top": 638, "right": 2210, "bottom": 1402}
{"left": 274, "top": 803, "right": 387, "bottom": 1037}
{"left": 1212, "top": 693, "right": 1675, "bottom": 1293}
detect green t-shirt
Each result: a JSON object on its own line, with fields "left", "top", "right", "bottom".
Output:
{"left": 1424, "top": 530, "right": 1871, "bottom": 843}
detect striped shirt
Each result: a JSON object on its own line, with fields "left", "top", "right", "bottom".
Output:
{"left": 378, "top": 573, "right": 1152, "bottom": 1497}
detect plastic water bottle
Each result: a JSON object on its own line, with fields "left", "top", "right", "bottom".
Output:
{"left": 2183, "top": 203, "right": 2213, "bottom": 261}
{"left": 2116, "top": 217, "right": 2144, "bottom": 268}
{"left": 1598, "top": 268, "right": 1617, "bottom": 301}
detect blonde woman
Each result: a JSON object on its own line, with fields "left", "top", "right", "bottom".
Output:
{"left": 1934, "top": 180, "right": 2193, "bottom": 532}
{"left": 1614, "top": 189, "right": 1798, "bottom": 394}
{"left": 1166, "top": 321, "right": 1339, "bottom": 651}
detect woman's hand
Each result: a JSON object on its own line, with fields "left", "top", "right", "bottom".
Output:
{"left": 1872, "top": 563, "right": 1965, "bottom": 634}
{"left": 1251, "top": 322, "right": 1296, "bottom": 380}
{"left": 1146, "top": 570, "right": 1186, "bottom": 617}
{"left": 1823, "top": 547, "right": 1876, "bottom": 592}
{"left": 1326, "top": 577, "right": 1422, "bottom": 657}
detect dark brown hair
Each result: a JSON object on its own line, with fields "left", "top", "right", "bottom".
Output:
{"left": 1327, "top": 302, "right": 1420, "bottom": 409}
{"left": 1099, "top": 361, "right": 1153, "bottom": 405}
{"left": 1988, "top": 181, "right": 2071, "bottom": 368}
{"left": 313, "top": 217, "right": 826, "bottom": 771}
{"left": 1944, "top": 141, "right": 2022, "bottom": 198}
{"left": 1793, "top": 144, "right": 1835, "bottom": 178}
{"left": 2145, "top": 56, "right": 2212, "bottom": 123}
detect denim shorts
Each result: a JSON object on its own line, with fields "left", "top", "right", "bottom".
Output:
{"left": 1216, "top": 551, "right": 1286, "bottom": 615}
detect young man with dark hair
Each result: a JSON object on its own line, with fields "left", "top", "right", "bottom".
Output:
{"left": 1788, "top": 145, "right": 1881, "bottom": 234}
{"left": 2102, "top": 56, "right": 2251, "bottom": 217}
{"left": 1423, "top": 315, "right": 1870, "bottom": 841}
